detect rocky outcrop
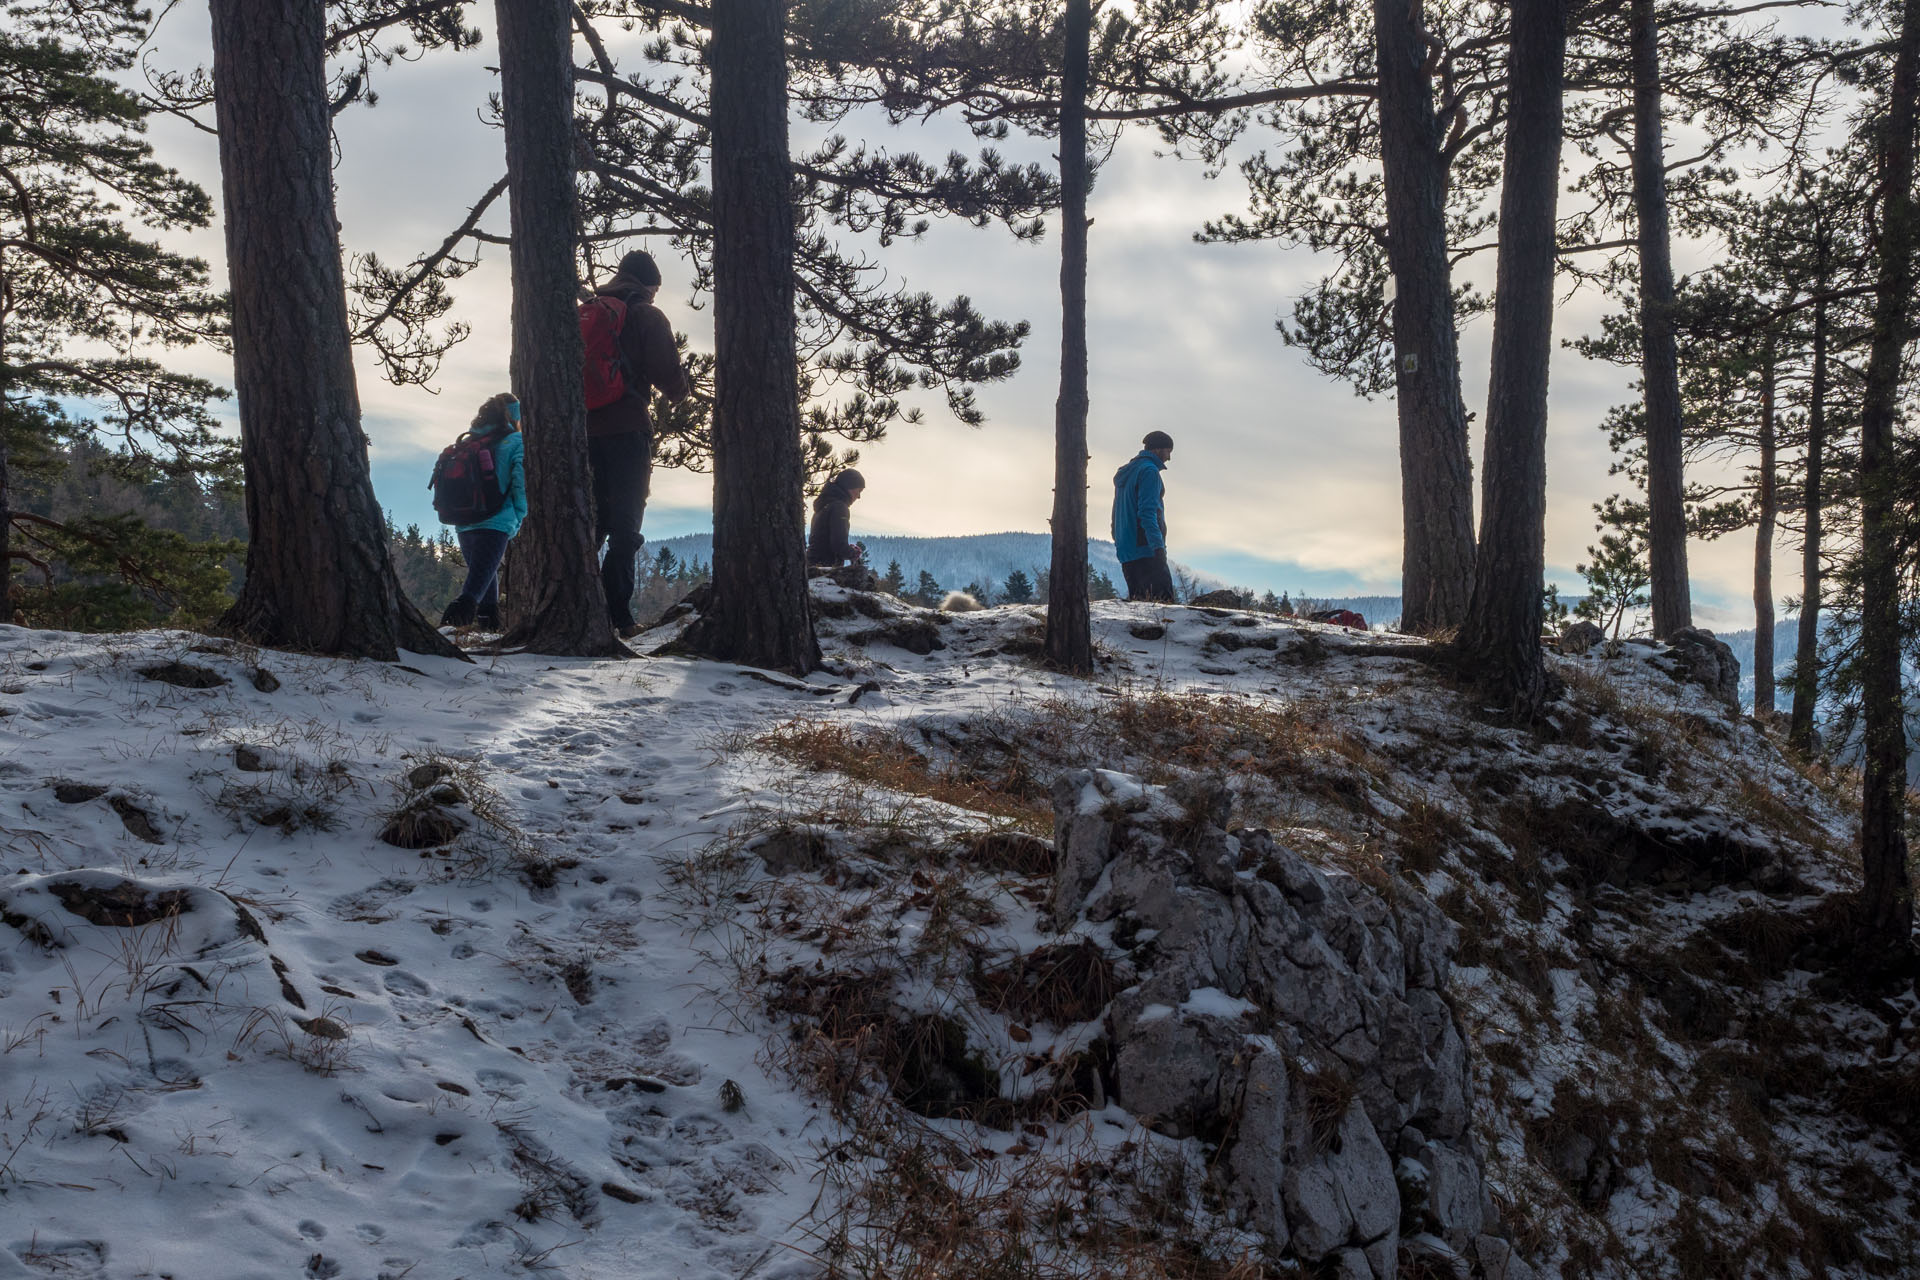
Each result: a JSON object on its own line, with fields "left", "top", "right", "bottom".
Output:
{"left": 1559, "top": 620, "right": 1604, "bottom": 656}
{"left": 1657, "top": 627, "right": 1741, "bottom": 709}
{"left": 1048, "top": 769, "right": 1528, "bottom": 1279}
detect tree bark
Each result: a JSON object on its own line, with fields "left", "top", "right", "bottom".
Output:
{"left": 680, "top": 0, "right": 819, "bottom": 675}
{"left": 1454, "top": 0, "right": 1565, "bottom": 720}
{"left": 1045, "top": 0, "right": 1094, "bottom": 676}
{"left": 1632, "top": 0, "right": 1692, "bottom": 638}
{"left": 0, "top": 299, "right": 11, "bottom": 625}
{"left": 1853, "top": 0, "right": 1918, "bottom": 953}
{"left": 492, "top": 0, "right": 624, "bottom": 657}
{"left": 207, "top": 0, "right": 459, "bottom": 660}
{"left": 1375, "top": 0, "right": 1475, "bottom": 635}
{"left": 1752, "top": 344, "right": 1777, "bottom": 720}
{"left": 1788, "top": 292, "right": 1828, "bottom": 754}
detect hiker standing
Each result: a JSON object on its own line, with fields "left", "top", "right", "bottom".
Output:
{"left": 1112, "top": 430, "right": 1177, "bottom": 603}
{"left": 807, "top": 469, "right": 868, "bottom": 580}
{"left": 441, "top": 393, "right": 527, "bottom": 629}
{"left": 584, "top": 250, "right": 692, "bottom": 638}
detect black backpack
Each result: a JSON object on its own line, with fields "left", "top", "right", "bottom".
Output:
{"left": 429, "top": 427, "right": 510, "bottom": 526}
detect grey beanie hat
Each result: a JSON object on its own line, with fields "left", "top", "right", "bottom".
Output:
{"left": 1142, "top": 430, "right": 1174, "bottom": 450}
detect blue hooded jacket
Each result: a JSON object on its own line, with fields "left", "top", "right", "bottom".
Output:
{"left": 1111, "top": 450, "right": 1167, "bottom": 564}
{"left": 457, "top": 429, "right": 527, "bottom": 537}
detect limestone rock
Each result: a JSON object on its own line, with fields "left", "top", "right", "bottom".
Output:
{"left": 1047, "top": 771, "right": 1519, "bottom": 1275}
{"left": 1559, "top": 620, "right": 1604, "bottom": 656}
{"left": 1659, "top": 627, "right": 1741, "bottom": 709}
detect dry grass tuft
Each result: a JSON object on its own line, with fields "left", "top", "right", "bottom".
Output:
{"left": 753, "top": 720, "right": 1051, "bottom": 831}
{"left": 801, "top": 1108, "right": 1268, "bottom": 1280}
{"left": 972, "top": 939, "right": 1118, "bottom": 1028}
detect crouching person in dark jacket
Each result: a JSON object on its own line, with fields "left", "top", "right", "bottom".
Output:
{"left": 808, "top": 470, "right": 872, "bottom": 587}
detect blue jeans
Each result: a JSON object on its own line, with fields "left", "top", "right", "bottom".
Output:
{"left": 454, "top": 528, "right": 511, "bottom": 623}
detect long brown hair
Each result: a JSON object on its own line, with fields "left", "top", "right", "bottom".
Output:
{"left": 472, "top": 392, "right": 519, "bottom": 434}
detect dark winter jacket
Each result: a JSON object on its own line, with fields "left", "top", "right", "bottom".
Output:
{"left": 808, "top": 491, "right": 855, "bottom": 567}
{"left": 1112, "top": 451, "right": 1167, "bottom": 564}
{"left": 585, "top": 276, "right": 692, "bottom": 440}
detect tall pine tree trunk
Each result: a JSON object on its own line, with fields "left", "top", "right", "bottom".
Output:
{"left": 1454, "top": 0, "right": 1565, "bottom": 719}
{"left": 0, "top": 303, "right": 11, "bottom": 624}
{"left": 1788, "top": 294, "right": 1828, "bottom": 754}
{"left": 1375, "top": 0, "right": 1475, "bottom": 635}
{"left": 1632, "top": 0, "right": 1692, "bottom": 638}
{"left": 492, "top": 0, "right": 623, "bottom": 657}
{"left": 1853, "top": 0, "right": 1918, "bottom": 953}
{"left": 1753, "top": 345, "right": 1777, "bottom": 719}
{"left": 207, "top": 0, "right": 458, "bottom": 660}
{"left": 1045, "top": 0, "right": 1094, "bottom": 675}
{"left": 681, "top": 0, "right": 819, "bottom": 675}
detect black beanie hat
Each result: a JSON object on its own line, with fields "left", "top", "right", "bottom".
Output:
{"left": 617, "top": 250, "right": 663, "bottom": 286}
{"left": 1143, "top": 430, "right": 1174, "bottom": 450}
{"left": 831, "top": 469, "right": 866, "bottom": 493}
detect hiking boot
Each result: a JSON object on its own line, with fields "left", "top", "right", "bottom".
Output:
{"left": 475, "top": 611, "right": 503, "bottom": 631}
{"left": 441, "top": 597, "right": 477, "bottom": 628}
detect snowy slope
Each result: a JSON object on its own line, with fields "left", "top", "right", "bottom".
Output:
{"left": 0, "top": 594, "right": 1912, "bottom": 1278}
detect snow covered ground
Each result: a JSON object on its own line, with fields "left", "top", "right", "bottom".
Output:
{"left": 0, "top": 590, "right": 1911, "bottom": 1278}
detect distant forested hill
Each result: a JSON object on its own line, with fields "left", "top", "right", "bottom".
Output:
{"left": 1712, "top": 619, "right": 1802, "bottom": 714}
{"left": 651, "top": 529, "right": 1407, "bottom": 617}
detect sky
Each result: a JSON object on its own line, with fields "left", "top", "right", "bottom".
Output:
{"left": 127, "top": 2, "right": 1810, "bottom": 630}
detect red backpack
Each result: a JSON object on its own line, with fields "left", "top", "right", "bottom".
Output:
{"left": 429, "top": 428, "right": 509, "bottom": 526}
{"left": 580, "top": 294, "right": 630, "bottom": 410}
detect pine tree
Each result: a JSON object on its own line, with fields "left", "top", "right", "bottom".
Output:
{"left": 1627, "top": 0, "right": 1690, "bottom": 637}
{"left": 1045, "top": 0, "right": 1095, "bottom": 674}
{"left": 679, "top": 0, "right": 820, "bottom": 675}
{"left": 1574, "top": 525, "right": 1651, "bottom": 640}
{"left": 0, "top": 0, "right": 227, "bottom": 622}
{"left": 1091, "top": 570, "right": 1120, "bottom": 602}
{"left": 207, "top": 0, "right": 458, "bottom": 660}
{"left": 1002, "top": 568, "right": 1035, "bottom": 603}
{"left": 1454, "top": 0, "right": 1566, "bottom": 720}
{"left": 491, "top": 0, "right": 622, "bottom": 657}
{"left": 1372, "top": 0, "right": 1476, "bottom": 633}
{"left": 881, "top": 559, "right": 906, "bottom": 596}
{"left": 914, "top": 570, "right": 942, "bottom": 606}
{"left": 1851, "top": 0, "right": 1918, "bottom": 954}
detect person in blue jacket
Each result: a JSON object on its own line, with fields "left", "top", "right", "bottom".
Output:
{"left": 1112, "top": 430, "right": 1176, "bottom": 602}
{"left": 441, "top": 392, "right": 528, "bottom": 630}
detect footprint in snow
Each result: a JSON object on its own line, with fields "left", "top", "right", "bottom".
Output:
{"left": 297, "top": 1220, "right": 326, "bottom": 1240}
{"left": 475, "top": 1067, "right": 525, "bottom": 1096}
{"left": 383, "top": 970, "right": 431, "bottom": 998}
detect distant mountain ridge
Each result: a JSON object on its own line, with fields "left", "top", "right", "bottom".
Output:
{"left": 648, "top": 529, "right": 1402, "bottom": 617}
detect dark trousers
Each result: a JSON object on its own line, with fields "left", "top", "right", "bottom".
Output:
{"left": 1121, "top": 550, "right": 1176, "bottom": 603}
{"left": 454, "top": 528, "right": 511, "bottom": 624}
{"left": 589, "top": 431, "right": 652, "bottom": 627}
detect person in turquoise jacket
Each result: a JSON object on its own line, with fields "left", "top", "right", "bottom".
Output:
{"left": 1112, "top": 430, "right": 1176, "bottom": 602}
{"left": 441, "top": 392, "right": 528, "bottom": 630}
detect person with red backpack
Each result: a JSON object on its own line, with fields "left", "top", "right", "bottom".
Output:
{"left": 433, "top": 392, "right": 527, "bottom": 630}
{"left": 583, "top": 250, "right": 692, "bottom": 637}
